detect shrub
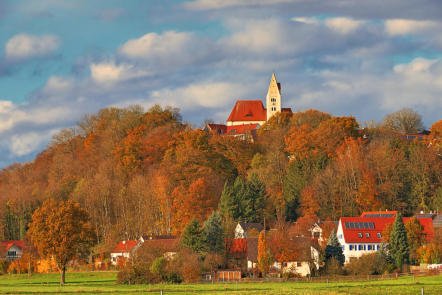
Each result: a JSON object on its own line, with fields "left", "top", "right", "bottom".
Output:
{"left": 0, "top": 259, "right": 9, "bottom": 274}
{"left": 344, "top": 253, "right": 388, "bottom": 275}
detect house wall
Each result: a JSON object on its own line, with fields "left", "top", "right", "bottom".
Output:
{"left": 227, "top": 120, "right": 266, "bottom": 126}
{"left": 273, "top": 261, "right": 312, "bottom": 277}
{"left": 110, "top": 252, "right": 130, "bottom": 265}
{"left": 5, "top": 245, "right": 22, "bottom": 261}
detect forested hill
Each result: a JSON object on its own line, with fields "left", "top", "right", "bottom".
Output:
{"left": 1, "top": 105, "right": 441, "bottom": 246}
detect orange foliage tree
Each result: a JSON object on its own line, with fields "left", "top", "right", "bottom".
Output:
{"left": 28, "top": 199, "right": 96, "bottom": 285}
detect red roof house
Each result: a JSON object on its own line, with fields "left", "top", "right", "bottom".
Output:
{"left": 0, "top": 240, "right": 25, "bottom": 261}
{"left": 337, "top": 211, "right": 435, "bottom": 263}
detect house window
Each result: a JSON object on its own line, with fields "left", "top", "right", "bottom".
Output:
{"left": 377, "top": 233, "right": 381, "bottom": 238}
{"left": 358, "top": 233, "right": 363, "bottom": 238}
{"left": 296, "top": 262, "right": 302, "bottom": 267}
{"left": 365, "top": 233, "right": 370, "bottom": 238}
{"left": 358, "top": 245, "right": 363, "bottom": 251}
{"left": 376, "top": 245, "right": 380, "bottom": 250}
{"left": 368, "top": 245, "right": 372, "bottom": 250}
{"left": 349, "top": 245, "right": 353, "bottom": 250}
{"left": 364, "top": 245, "right": 366, "bottom": 250}
{"left": 338, "top": 234, "right": 343, "bottom": 239}
{"left": 7, "top": 251, "right": 16, "bottom": 257}
{"left": 342, "top": 245, "right": 345, "bottom": 251}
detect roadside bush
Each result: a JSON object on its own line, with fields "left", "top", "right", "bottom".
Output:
{"left": 325, "top": 257, "right": 343, "bottom": 275}
{"left": 0, "top": 259, "right": 9, "bottom": 274}
{"left": 344, "top": 253, "right": 388, "bottom": 275}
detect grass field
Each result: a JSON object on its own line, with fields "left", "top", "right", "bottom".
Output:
{"left": 0, "top": 272, "right": 440, "bottom": 295}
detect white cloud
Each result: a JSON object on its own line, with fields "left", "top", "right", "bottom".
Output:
{"left": 393, "top": 57, "right": 437, "bottom": 74}
{"left": 90, "top": 61, "right": 150, "bottom": 84}
{"left": 292, "top": 17, "right": 319, "bottom": 25}
{"left": 117, "top": 31, "right": 216, "bottom": 72}
{"left": 385, "top": 19, "right": 438, "bottom": 36}
{"left": 119, "top": 31, "right": 194, "bottom": 60}
{"left": 150, "top": 81, "right": 246, "bottom": 110}
{"left": 4, "top": 33, "right": 60, "bottom": 62}
{"left": 9, "top": 130, "right": 56, "bottom": 156}
{"left": 325, "top": 17, "right": 365, "bottom": 34}
{"left": 0, "top": 100, "right": 14, "bottom": 113}
{"left": 184, "top": 0, "right": 292, "bottom": 10}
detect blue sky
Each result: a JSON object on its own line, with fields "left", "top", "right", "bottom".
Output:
{"left": 0, "top": 0, "right": 442, "bottom": 168}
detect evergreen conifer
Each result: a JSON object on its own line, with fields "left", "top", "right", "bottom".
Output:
{"left": 389, "top": 213, "right": 409, "bottom": 269}
{"left": 182, "top": 219, "right": 203, "bottom": 254}
{"left": 202, "top": 211, "right": 224, "bottom": 253}
{"left": 325, "top": 231, "right": 345, "bottom": 266}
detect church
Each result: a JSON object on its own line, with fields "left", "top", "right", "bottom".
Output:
{"left": 207, "top": 73, "right": 292, "bottom": 138}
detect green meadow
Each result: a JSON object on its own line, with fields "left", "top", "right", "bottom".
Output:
{"left": 0, "top": 272, "right": 440, "bottom": 294}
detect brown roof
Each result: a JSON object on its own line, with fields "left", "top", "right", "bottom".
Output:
{"left": 207, "top": 124, "right": 227, "bottom": 134}
{"left": 239, "top": 222, "right": 264, "bottom": 233}
{"left": 227, "top": 100, "right": 267, "bottom": 122}
{"left": 246, "top": 238, "right": 258, "bottom": 262}
{"left": 142, "top": 238, "right": 179, "bottom": 252}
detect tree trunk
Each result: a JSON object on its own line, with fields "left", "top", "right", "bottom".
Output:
{"left": 60, "top": 266, "right": 66, "bottom": 285}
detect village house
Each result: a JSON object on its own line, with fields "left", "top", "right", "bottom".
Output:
{"left": 110, "top": 235, "right": 178, "bottom": 265}
{"left": 207, "top": 73, "right": 292, "bottom": 140}
{"left": 110, "top": 240, "right": 142, "bottom": 265}
{"left": 272, "top": 236, "right": 320, "bottom": 277}
{"left": 337, "top": 211, "right": 434, "bottom": 264}
{"left": 0, "top": 240, "right": 24, "bottom": 261}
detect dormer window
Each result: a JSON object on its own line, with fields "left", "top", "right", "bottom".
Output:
{"left": 377, "top": 233, "right": 381, "bottom": 238}
{"left": 365, "top": 233, "right": 370, "bottom": 238}
{"left": 358, "top": 233, "right": 362, "bottom": 238}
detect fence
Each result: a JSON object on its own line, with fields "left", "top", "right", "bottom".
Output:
{"left": 205, "top": 271, "right": 439, "bottom": 284}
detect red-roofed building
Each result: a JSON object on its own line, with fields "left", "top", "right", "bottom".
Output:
{"left": 206, "top": 73, "right": 292, "bottom": 139}
{"left": 337, "top": 211, "right": 435, "bottom": 263}
{"left": 0, "top": 240, "right": 25, "bottom": 261}
{"left": 110, "top": 240, "right": 141, "bottom": 265}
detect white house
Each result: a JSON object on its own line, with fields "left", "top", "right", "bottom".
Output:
{"left": 337, "top": 211, "right": 434, "bottom": 264}
{"left": 272, "top": 237, "right": 320, "bottom": 277}
{"left": 110, "top": 240, "right": 142, "bottom": 265}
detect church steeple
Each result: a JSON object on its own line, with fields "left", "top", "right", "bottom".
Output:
{"left": 266, "top": 73, "right": 282, "bottom": 120}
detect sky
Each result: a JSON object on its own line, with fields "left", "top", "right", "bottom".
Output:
{"left": 0, "top": 0, "right": 442, "bottom": 168}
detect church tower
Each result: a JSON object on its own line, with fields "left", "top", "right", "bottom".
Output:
{"left": 266, "top": 73, "right": 282, "bottom": 120}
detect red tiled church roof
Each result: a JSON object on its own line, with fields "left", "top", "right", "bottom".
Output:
{"left": 112, "top": 240, "right": 138, "bottom": 253}
{"left": 227, "top": 100, "right": 267, "bottom": 122}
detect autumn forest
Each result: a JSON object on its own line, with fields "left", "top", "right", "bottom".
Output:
{"left": 1, "top": 105, "right": 441, "bottom": 252}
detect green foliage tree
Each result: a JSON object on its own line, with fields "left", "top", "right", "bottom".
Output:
{"left": 389, "top": 213, "right": 409, "bottom": 269}
{"left": 201, "top": 211, "right": 224, "bottom": 254}
{"left": 325, "top": 231, "right": 345, "bottom": 266}
{"left": 181, "top": 219, "right": 203, "bottom": 254}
